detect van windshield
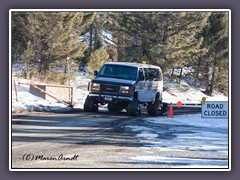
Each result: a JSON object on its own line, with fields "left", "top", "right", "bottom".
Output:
{"left": 98, "top": 64, "right": 138, "bottom": 81}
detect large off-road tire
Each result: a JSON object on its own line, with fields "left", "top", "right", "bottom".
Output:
{"left": 147, "top": 100, "right": 168, "bottom": 116}
{"left": 108, "top": 103, "right": 122, "bottom": 112}
{"left": 161, "top": 102, "right": 168, "bottom": 115}
{"left": 127, "top": 99, "right": 141, "bottom": 116}
{"left": 83, "top": 96, "right": 98, "bottom": 112}
{"left": 147, "top": 100, "right": 162, "bottom": 116}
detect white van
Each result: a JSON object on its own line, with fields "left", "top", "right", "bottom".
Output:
{"left": 84, "top": 62, "right": 167, "bottom": 116}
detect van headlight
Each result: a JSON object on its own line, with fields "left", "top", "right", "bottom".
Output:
{"left": 91, "top": 83, "right": 100, "bottom": 91}
{"left": 120, "top": 86, "right": 132, "bottom": 94}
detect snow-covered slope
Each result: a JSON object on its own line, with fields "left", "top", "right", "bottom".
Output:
{"left": 163, "top": 79, "right": 228, "bottom": 104}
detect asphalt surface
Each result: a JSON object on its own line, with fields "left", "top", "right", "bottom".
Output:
{"left": 11, "top": 109, "right": 228, "bottom": 170}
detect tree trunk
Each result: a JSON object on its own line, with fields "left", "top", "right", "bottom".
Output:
{"left": 179, "top": 68, "right": 183, "bottom": 79}
{"left": 89, "top": 25, "right": 93, "bottom": 52}
{"left": 195, "top": 58, "right": 201, "bottom": 85}
{"left": 117, "top": 32, "right": 124, "bottom": 61}
{"left": 203, "top": 54, "right": 211, "bottom": 95}
{"left": 39, "top": 39, "right": 50, "bottom": 80}
{"left": 94, "top": 27, "right": 101, "bottom": 50}
{"left": 26, "top": 63, "right": 30, "bottom": 79}
{"left": 209, "top": 54, "right": 217, "bottom": 96}
{"left": 171, "top": 68, "right": 175, "bottom": 77}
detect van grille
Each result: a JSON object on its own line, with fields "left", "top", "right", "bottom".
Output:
{"left": 100, "top": 84, "right": 119, "bottom": 93}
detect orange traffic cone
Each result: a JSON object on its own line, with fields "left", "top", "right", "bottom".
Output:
{"left": 167, "top": 102, "right": 174, "bottom": 118}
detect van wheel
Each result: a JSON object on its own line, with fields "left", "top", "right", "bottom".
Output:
{"left": 147, "top": 100, "right": 162, "bottom": 116}
{"left": 161, "top": 102, "right": 168, "bottom": 115}
{"left": 127, "top": 99, "right": 141, "bottom": 116}
{"left": 155, "top": 92, "right": 160, "bottom": 100}
{"left": 83, "top": 96, "right": 98, "bottom": 112}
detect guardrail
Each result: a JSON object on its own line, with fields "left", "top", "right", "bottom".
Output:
{"left": 172, "top": 103, "right": 202, "bottom": 107}
{"left": 171, "top": 103, "right": 202, "bottom": 115}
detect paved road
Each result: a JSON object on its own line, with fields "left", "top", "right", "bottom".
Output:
{"left": 11, "top": 110, "right": 228, "bottom": 170}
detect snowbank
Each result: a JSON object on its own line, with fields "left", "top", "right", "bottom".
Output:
{"left": 11, "top": 71, "right": 90, "bottom": 113}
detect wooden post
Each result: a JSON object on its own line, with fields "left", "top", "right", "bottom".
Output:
{"left": 14, "top": 80, "right": 18, "bottom": 102}
{"left": 70, "top": 87, "right": 73, "bottom": 107}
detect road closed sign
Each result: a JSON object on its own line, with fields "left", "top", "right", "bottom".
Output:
{"left": 201, "top": 101, "right": 228, "bottom": 118}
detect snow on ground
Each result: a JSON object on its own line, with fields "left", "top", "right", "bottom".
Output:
{"left": 11, "top": 70, "right": 90, "bottom": 113}
{"left": 126, "top": 114, "right": 229, "bottom": 168}
{"left": 130, "top": 114, "right": 228, "bottom": 150}
{"left": 163, "top": 79, "right": 228, "bottom": 104}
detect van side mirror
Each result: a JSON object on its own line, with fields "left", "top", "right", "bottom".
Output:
{"left": 94, "top": 70, "right": 98, "bottom": 76}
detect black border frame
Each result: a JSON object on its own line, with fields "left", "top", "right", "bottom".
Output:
{"left": 9, "top": 8, "right": 231, "bottom": 172}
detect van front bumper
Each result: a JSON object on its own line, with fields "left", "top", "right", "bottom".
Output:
{"left": 88, "top": 93, "right": 133, "bottom": 103}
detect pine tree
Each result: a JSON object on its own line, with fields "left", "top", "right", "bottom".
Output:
{"left": 106, "top": 11, "right": 210, "bottom": 75}
{"left": 87, "top": 47, "right": 110, "bottom": 77}
{"left": 11, "top": 12, "right": 28, "bottom": 62}
{"left": 149, "top": 12, "right": 209, "bottom": 75}
{"left": 24, "top": 12, "right": 90, "bottom": 81}
{"left": 196, "top": 12, "right": 229, "bottom": 96}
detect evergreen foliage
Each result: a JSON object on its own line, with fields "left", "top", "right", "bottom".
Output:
{"left": 195, "top": 12, "right": 228, "bottom": 95}
{"left": 11, "top": 11, "right": 229, "bottom": 96}
{"left": 12, "top": 12, "right": 28, "bottom": 61}
{"left": 87, "top": 47, "right": 110, "bottom": 77}
{"left": 21, "top": 41, "right": 35, "bottom": 79}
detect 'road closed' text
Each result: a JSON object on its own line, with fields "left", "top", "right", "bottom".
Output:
{"left": 202, "top": 101, "right": 228, "bottom": 118}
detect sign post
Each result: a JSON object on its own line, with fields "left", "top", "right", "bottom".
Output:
{"left": 67, "top": 53, "right": 71, "bottom": 100}
{"left": 201, "top": 101, "right": 228, "bottom": 118}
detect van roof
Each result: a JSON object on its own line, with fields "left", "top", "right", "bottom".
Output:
{"left": 104, "top": 62, "right": 161, "bottom": 69}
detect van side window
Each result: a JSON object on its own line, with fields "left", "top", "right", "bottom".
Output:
{"left": 144, "top": 68, "right": 161, "bottom": 81}
{"left": 138, "top": 68, "right": 144, "bottom": 81}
